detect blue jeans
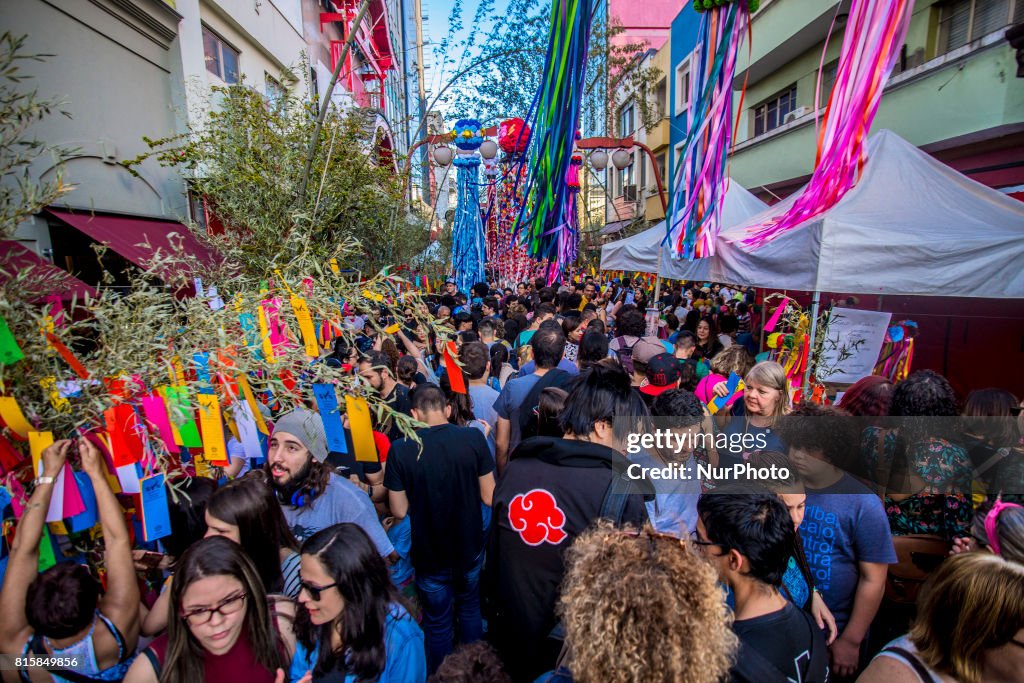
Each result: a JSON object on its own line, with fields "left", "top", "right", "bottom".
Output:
{"left": 415, "top": 555, "right": 484, "bottom": 673}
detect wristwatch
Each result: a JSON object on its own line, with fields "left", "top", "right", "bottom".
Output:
{"left": 34, "top": 476, "right": 55, "bottom": 486}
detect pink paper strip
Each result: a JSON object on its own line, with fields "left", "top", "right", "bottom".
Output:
{"left": 142, "top": 394, "right": 180, "bottom": 454}
{"left": 261, "top": 298, "right": 291, "bottom": 349}
{"left": 61, "top": 462, "right": 85, "bottom": 518}
{"left": 45, "top": 295, "right": 65, "bottom": 328}
{"left": 10, "top": 477, "right": 26, "bottom": 518}
{"left": 764, "top": 297, "right": 790, "bottom": 333}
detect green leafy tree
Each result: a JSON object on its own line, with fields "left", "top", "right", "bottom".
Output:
{"left": 127, "top": 80, "right": 429, "bottom": 278}
{"left": 0, "top": 32, "right": 72, "bottom": 238}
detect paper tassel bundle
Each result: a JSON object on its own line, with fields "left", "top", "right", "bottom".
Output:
{"left": 515, "top": 0, "right": 594, "bottom": 283}
{"left": 668, "top": 0, "right": 751, "bottom": 260}
{"left": 742, "top": 0, "right": 912, "bottom": 247}
{"left": 450, "top": 119, "right": 488, "bottom": 295}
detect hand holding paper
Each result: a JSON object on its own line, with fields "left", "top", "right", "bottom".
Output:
{"left": 41, "top": 439, "right": 72, "bottom": 478}
{"left": 78, "top": 437, "right": 106, "bottom": 480}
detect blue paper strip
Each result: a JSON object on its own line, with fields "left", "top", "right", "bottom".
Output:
{"left": 312, "top": 383, "right": 348, "bottom": 454}
{"left": 140, "top": 474, "right": 171, "bottom": 542}
{"left": 65, "top": 472, "right": 97, "bottom": 534}
{"left": 192, "top": 353, "right": 214, "bottom": 395}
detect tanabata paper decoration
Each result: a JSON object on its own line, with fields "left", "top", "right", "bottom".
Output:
{"left": 312, "top": 383, "right": 348, "bottom": 454}
{"left": 742, "top": 0, "right": 912, "bottom": 247}
{"left": 139, "top": 474, "right": 171, "bottom": 541}
{"left": 668, "top": 0, "right": 752, "bottom": 259}
{"left": 515, "top": 0, "right": 594, "bottom": 283}
{"left": 874, "top": 320, "right": 917, "bottom": 381}
{"left": 196, "top": 394, "right": 228, "bottom": 465}
{"left": 498, "top": 118, "right": 531, "bottom": 155}
{"left": 0, "top": 313, "right": 24, "bottom": 365}
{"left": 344, "top": 395, "right": 378, "bottom": 463}
{"left": 0, "top": 397, "right": 33, "bottom": 439}
{"left": 450, "top": 119, "right": 488, "bottom": 296}
{"left": 694, "top": 0, "right": 760, "bottom": 11}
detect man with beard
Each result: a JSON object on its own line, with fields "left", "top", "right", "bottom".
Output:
{"left": 265, "top": 407, "right": 394, "bottom": 557}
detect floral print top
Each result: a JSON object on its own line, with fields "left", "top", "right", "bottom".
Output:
{"left": 861, "top": 427, "right": 973, "bottom": 540}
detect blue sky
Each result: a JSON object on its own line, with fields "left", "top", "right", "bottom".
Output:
{"left": 419, "top": 0, "right": 514, "bottom": 115}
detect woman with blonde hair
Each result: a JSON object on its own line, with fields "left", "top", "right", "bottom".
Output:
{"left": 716, "top": 360, "right": 790, "bottom": 467}
{"left": 540, "top": 522, "right": 736, "bottom": 683}
{"left": 859, "top": 552, "right": 1024, "bottom": 683}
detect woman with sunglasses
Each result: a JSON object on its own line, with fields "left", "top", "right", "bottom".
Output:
{"left": 291, "top": 523, "right": 426, "bottom": 683}
{"left": 124, "top": 536, "right": 296, "bottom": 683}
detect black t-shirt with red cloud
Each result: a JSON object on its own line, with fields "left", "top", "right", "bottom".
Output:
{"left": 486, "top": 436, "right": 652, "bottom": 680}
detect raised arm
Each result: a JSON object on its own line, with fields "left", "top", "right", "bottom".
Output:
{"left": 79, "top": 437, "right": 140, "bottom": 646}
{"left": 0, "top": 440, "right": 70, "bottom": 648}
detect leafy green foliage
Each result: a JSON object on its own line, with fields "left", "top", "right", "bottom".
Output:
{"left": 0, "top": 32, "right": 72, "bottom": 238}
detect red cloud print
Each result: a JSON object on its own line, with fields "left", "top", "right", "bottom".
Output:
{"left": 508, "top": 489, "right": 568, "bottom": 546}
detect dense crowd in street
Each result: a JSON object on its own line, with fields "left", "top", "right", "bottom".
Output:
{"left": 1, "top": 275, "right": 1023, "bottom": 683}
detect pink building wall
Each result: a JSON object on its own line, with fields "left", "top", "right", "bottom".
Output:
{"left": 608, "top": 0, "right": 688, "bottom": 51}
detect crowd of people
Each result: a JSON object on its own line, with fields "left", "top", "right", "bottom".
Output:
{"left": 1, "top": 275, "right": 1023, "bottom": 683}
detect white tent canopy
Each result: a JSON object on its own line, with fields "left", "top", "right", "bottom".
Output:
{"left": 600, "top": 180, "right": 767, "bottom": 273}
{"left": 660, "top": 130, "right": 1024, "bottom": 298}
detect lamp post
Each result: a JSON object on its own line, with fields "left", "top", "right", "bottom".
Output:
{"left": 577, "top": 136, "right": 668, "bottom": 213}
{"left": 400, "top": 125, "right": 499, "bottom": 206}
{"left": 580, "top": 135, "right": 669, "bottom": 302}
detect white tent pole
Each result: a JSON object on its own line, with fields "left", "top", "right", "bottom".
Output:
{"left": 654, "top": 276, "right": 662, "bottom": 304}
{"left": 802, "top": 290, "right": 821, "bottom": 400}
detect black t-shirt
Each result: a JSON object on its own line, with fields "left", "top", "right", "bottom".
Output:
{"left": 383, "top": 424, "right": 494, "bottom": 574}
{"left": 730, "top": 601, "right": 828, "bottom": 683}
{"left": 324, "top": 429, "right": 383, "bottom": 482}
{"left": 383, "top": 383, "right": 412, "bottom": 442}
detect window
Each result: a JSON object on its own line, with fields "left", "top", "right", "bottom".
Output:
{"left": 753, "top": 85, "right": 797, "bottom": 137}
{"left": 674, "top": 59, "right": 691, "bottom": 116}
{"left": 938, "top": 0, "right": 1018, "bottom": 55}
{"left": 656, "top": 153, "right": 667, "bottom": 192}
{"left": 309, "top": 65, "right": 320, "bottom": 102}
{"left": 202, "top": 26, "right": 239, "bottom": 84}
{"left": 619, "top": 102, "right": 635, "bottom": 137}
{"left": 653, "top": 78, "right": 667, "bottom": 119}
{"left": 818, "top": 60, "right": 838, "bottom": 106}
{"left": 265, "top": 73, "right": 287, "bottom": 106}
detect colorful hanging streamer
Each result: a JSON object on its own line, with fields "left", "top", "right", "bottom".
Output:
{"left": 450, "top": 118, "right": 487, "bottom": 295}
{"left": 667, "top": 0, "right": 751, "bottom": 260}
{"left": 514, "top": 0, "right": 594, "bottom": 283}
{"left": 742, "top": 0, "right": 912, "bottom": 247}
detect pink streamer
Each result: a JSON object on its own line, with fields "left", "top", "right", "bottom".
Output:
{"left": 741, "top": 0, "right": 913, "bottom": 247}
{"left": 764, "top": 297, "right": 790, "bottom": 333}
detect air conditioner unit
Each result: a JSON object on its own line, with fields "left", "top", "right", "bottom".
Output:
{"left": 623, "top": 185, "right": 638, "bottom": 202}
{"left": 784, "top": 107, "right": 809, "bottom": 124}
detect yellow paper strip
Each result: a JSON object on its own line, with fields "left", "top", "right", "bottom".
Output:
{"left": 28, "top": 430, "right": 54, "bottom": 477}
{"left": 197, "top": 394, "right": 228, "bottom": 465}
{"left": 345, "top": 395, "right": 378, "bottom": 463}
{"left": 0, "top": 396, "right": 33, "bottom": 438}
{"left": 384, "top": 322, "right": 402, "bottom": 335}
{"left": 290, "top": 296, "right": 321, "bottom": 358}
{"left": 329, "top": 258, "right": 341, "bottom": 275}
{"left": 257, "top": 306, "right": 276, "bottom": 364}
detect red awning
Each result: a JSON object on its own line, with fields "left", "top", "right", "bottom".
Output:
{"left": 46, "top": 209, "right": 220, "bottom": 282}
{"left": 0, "top": 240, "right": 97, "bottom": 301}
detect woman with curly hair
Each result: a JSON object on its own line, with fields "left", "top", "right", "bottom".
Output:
{"left": 539, "top": 522, "right": 736, "bottom": 683}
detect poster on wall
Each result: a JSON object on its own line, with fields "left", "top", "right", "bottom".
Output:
{"left": 816, "top": 307, "right": 892, "bottom": 384}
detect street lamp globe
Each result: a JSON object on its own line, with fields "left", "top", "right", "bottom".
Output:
{"left": 433, "top": 146, "right": 454, "bottom": 166}
{"left": 611, "top": 149, "right": 633, "bottom": 170}
{"left": 479, "top": 140, "right": 498, "bottom": 159}
{"left": 589, "top": 149, "right": 608, "bottom": 170}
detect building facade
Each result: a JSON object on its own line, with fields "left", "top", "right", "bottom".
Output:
{"left": 728, "top": 0, "right": 1024, "bottom": 199}
{"left": 2, "top": 0, "right": 188, "bottom": 267}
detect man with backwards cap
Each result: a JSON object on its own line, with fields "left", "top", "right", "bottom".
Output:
{"left": 265, "top": 407, "right": 394, "bottom": 557}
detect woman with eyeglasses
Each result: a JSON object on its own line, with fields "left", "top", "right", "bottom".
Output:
{"left": 290, "top": 523, "right": 426, "bottom": 683}
{"left": 124, "top": 536, "right": 296, "bottom": 683}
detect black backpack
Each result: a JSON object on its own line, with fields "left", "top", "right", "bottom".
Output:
{"left": 612, "top": 336, "right": 639, "bottom": 375}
